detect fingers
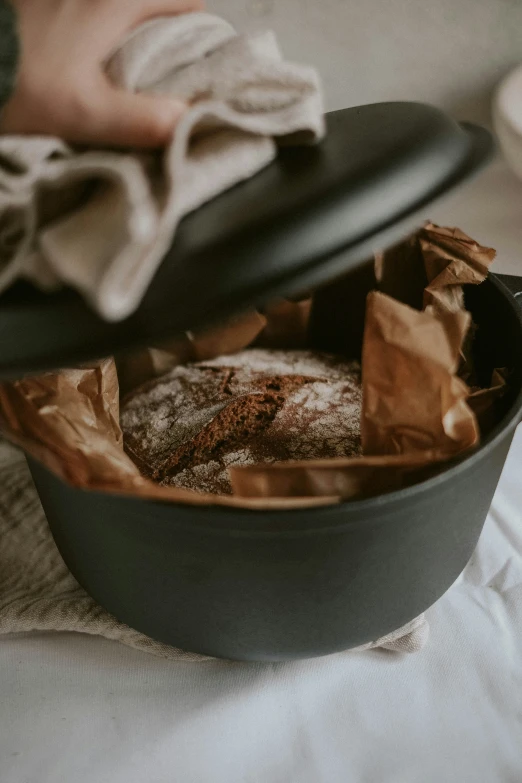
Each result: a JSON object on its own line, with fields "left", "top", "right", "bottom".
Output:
{"left": 76, "top": 85, "right": 188, "bottom": 148}
{"left": 1, "top": 0, "right": 203, "bottom": 146}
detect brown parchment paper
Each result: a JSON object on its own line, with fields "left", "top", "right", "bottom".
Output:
{"left": 231, "top": 225, "right": 503, "bottom": 501}
{"left": 376, "top": 223, "right": 496, "bottom": 314}
{"left": 229, "top": 293, "right": 479, "bottom": 499}
{"left": 361, "top": 292, "right": 477, "bottom": 456}
{"left": 420, "top": 223, "right": 496, "bottom": 314}
{"left": 230, "top": 452, "right": 451, "bottom": 501}
{"left": 0, "top": 224, "right": 506, "bottom": 509}
{"left": 377, "top": 222, "right": 497, "bottom": 385}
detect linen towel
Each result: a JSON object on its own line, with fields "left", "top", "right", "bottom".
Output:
{"left": 0, "top": 13, "right": 325, "bottom": 321}
{"left": 0, "top": 440, "right": 429, "bottom": 659}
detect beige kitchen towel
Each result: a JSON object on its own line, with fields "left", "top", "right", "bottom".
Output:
{"left": 0, "top": 12, "right": 325, "bottom": 321}
{"left": 0, "top": 440, "right": 429, "bottom": 659}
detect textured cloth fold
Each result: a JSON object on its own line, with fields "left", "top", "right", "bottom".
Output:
{"left": 0, "top": 440, "right": 429, "bottom": 659}
{"left": 0, "top": 12, "right": 325, "bottom": 320}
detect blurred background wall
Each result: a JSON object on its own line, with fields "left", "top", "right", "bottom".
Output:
{"left": 211, "top": 0, "right": 522, "bottom": 125}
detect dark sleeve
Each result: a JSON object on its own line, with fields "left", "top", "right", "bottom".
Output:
{"left": 0, "top": 1, "right": 19, "bottom": 110}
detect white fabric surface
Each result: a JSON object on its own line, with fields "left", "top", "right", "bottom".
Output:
{"left": 1, "top": 161, "right": 522, "bottom": 782}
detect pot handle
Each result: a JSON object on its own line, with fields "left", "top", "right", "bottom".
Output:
{"left": 493, "top": 273, "right": 522, "bottom": 304}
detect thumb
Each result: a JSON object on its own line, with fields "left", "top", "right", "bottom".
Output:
{"left": 81, "top": 84, "right": 188, "bottom": 148}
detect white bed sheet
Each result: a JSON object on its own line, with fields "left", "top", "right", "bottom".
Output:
{"left": 1, "top": 160, "right": 522, "bottom": 783}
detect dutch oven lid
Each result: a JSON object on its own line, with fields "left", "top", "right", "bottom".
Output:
{"left": 0, "top": 101, "right": 493, "bottom": 378}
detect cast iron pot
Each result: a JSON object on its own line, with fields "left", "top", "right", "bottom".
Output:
{"left": 26, "top": 271, "right": 522, "bottom": 662}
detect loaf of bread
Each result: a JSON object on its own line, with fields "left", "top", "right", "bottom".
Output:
{"left": 121, "top": 349, "right": 362, "bottom": 494}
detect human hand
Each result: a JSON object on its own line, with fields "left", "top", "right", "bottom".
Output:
{"left": 0, "top": 0, "right": 204, "bottom": 147}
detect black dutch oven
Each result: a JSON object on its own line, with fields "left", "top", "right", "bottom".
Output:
{"left": 2, "top": 102, "right": 520, "bottom": 661}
